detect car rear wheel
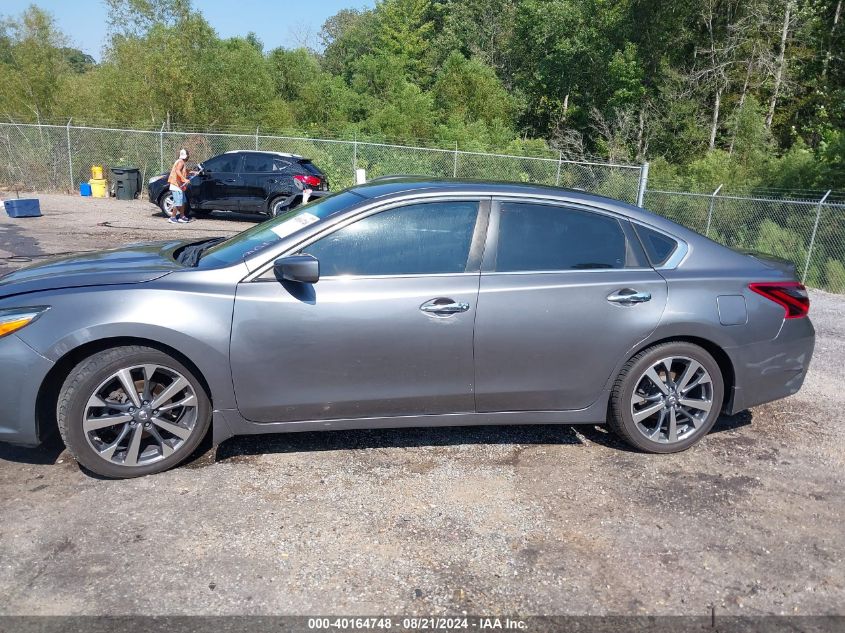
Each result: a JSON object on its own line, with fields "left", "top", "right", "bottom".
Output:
{"left": 608, "top": 342, "right": 724, "bottom": 453}
{"left": 57, "top": 346, "right": 211, "bottom": 478}
{"left": 270, "top": 196, "right": 298, "bottom": 217}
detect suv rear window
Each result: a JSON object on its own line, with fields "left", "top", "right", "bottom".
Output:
{"left": 298, "top": 160, "right": 323, "bottom": 176}
{"left": 634, "top": 225, "right": 678, "bottom": 267}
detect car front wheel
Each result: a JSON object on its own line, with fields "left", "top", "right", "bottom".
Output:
{"left": 57, "top": 346, "right": 211, "bottom": 478}
{"left": 158, "top": 191, "right": 175, "bottom": 217}
{"left": 608, "top": 342, "right": 724, "bottom": 453}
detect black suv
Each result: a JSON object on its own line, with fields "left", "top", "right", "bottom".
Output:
{"left": 148, "top": 150, "right": 330, "bottom": 218}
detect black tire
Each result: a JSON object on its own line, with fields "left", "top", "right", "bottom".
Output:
{"left": 608, "top": 341, "right": 724, "bottom": 453}
{"left": 57, "top": 345, "right": 211, "bottom": 478}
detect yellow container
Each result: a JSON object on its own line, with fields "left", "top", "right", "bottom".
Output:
{"left": 91, "top": 165, "right": 104, "bottom": 180}
{"left": 89, "top": 178, "right": 108, "bottom": 198}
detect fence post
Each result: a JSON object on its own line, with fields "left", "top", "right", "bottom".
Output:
{"left": 66, "top": 118, "right": 73, "bottom": 190}
{"left": 255, "top": 126, "right": 259, "bottom": 151}
{"left": 353, "top": 134, "right": 358, "bottom": 175}
{"left": 803, "top": 190, "right": 832, "bottom": 284}
{"left": 159, "top": 123, "right": 165, "bottom": 173}
{"left": 453, "top": 142, "right": 458, "bottom": 178}
{"left": 636, "top": 161, "right": 650, "bottom": 207}
{"left": 555, "top": 150, "right": 563, "bottom": 186}
{"left": 705, "top": 183, "right": 723, "bottom": 237}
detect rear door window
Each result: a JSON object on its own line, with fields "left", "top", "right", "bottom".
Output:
{"left": 494, "top": 202, "right": 628, "bottom": 271}
{"left": 243, "top": 153, "right": 275, "bottom": 173}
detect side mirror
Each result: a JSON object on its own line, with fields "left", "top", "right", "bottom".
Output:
{"left": 274, "top": 254, "right": 319, "bottom": 284}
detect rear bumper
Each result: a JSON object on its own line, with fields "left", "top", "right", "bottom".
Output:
{"left": 726, "top": 317, "right": 815, "bottom": 414}
{"left": 0, "top": 334, "right": 54, "bottom": 446}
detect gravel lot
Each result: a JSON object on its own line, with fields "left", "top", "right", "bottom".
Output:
{"left": 0, "top": 193, "right": 843, "bottom": 617}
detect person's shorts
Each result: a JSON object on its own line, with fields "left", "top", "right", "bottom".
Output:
{"left": 170, "top": 187, "right": 185, "bottom": 206}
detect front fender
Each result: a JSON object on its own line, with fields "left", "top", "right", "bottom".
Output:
{"left": 13, "top": 280, "right": 240, "bottom": 410}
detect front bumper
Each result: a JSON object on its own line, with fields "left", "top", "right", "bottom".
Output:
{"left": 726, "top": 317, "right": 815, "bottom": 414}
{"left": 0, "top": 334, "right": 54, "bottom": 446}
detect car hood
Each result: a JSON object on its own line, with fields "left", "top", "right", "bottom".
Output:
{"left": 0, "top": 240, "right": 188, "bottom": 299}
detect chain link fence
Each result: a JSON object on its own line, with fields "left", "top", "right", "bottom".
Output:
{"left": 644, "top": 189, "right": 845, "bottom": 293}
{"left": 1, "top": 121, "right": 842, "bottom": 293}
{"left": 0, "top": 121, "right": 644, "bottom": 202}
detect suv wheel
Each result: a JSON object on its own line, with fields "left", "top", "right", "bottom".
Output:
{"left": 57, "top": 346, "right": 211, "bottom": 478}
{"left": 608, "top": 342, "right": 724, "bottom": 453}
{"left": 158, "top": 191, "right": 175, "bottom": 217}
{"left": 270, "top": 196, "right": 298, "bottom": 217}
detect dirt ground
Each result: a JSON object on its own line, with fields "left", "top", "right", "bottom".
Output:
{"left": 0, "top": 193, "right": 843, "bottom": 617}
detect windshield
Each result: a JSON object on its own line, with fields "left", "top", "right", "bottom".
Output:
{"left": 195, "top": 191, "right": 365, "bottom": 269}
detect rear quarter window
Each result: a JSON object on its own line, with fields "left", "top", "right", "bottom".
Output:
{"left": 634, "top": 224, "right": 678, "bottom": 267}
{"left": 298, "top": 161, "right": 324, "bottom": 176}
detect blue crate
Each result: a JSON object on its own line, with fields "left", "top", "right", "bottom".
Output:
{"left": 3, "top": 198, "right": 41, "bottom": 218}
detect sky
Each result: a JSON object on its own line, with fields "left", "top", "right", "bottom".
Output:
{"left": 1, "top": 0, "right": 375, "bottom": 60}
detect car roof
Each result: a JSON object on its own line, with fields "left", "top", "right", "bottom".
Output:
{"left": 350, "top": 176, "right": 621, "bottom": 204}
{"left": 223, "top": 150, "right": 304, "bottom": 159}
{"left": 349, "top": 176, "right": 663, "bottom": 222}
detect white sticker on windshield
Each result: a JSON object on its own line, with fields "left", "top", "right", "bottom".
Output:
{"left": 269, "top": 212, "right": 320, "bottom": 239}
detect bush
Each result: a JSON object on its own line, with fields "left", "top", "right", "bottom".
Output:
{"left": 824, "top": 259, "right": 845, "bottom": 293}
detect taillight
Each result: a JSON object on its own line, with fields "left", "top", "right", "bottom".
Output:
{"left": 749, "top": 282, "right": 810, "bottom": 319}
{"left": 294, "top": 174, "right": 321, "bottom": 187}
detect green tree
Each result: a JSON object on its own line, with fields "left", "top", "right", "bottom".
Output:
{"left": 431, "top": 51, "right": 515, "bottom": 125}
{"left": 375, "top": 0, "right": 435, "bottom": 82}
{"left": 0, "top": 5, "right": 71, "bottom": 121}
{"left": 320, "top": 8, "right": 378, "bottom": 79}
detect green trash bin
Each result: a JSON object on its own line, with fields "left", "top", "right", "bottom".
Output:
{"left": 110, "top": 166, "right": 141, "bottom": 200}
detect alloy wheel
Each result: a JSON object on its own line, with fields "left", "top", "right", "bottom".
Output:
{"left": 82, "top": 364, "right": 199, "bottom": 467}
{"left": 629, "top": 356, "right": 714, "bottom": 444}
{"left": 162, "top": 193, "right": 175, "bottom": 215}
{"left": 272, "top": 200, "right": 286, "bottom": 217}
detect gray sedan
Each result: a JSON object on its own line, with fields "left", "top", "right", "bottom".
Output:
{"left": 0, "top": 179, "right": 815, "bottom": 477}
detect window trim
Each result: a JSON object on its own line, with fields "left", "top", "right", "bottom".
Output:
{"left": 252, "top": 196, "right": 491, "bottom": 281}
{"left": 482, "top": 198, "right": 650, "bottom": 275}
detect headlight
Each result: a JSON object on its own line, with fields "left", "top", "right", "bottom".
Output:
{"left": 0, "top": 306, "right": 49, "bottom": 338}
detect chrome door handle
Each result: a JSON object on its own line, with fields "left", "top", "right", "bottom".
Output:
{"left": 420, "top": 298, "right": 470, "bottom": 315}
{"left": 607, "top": 289, "right": 652, "bottom": 305}
{"left": 225, "top": 178, "right": 237, "bottom": 183}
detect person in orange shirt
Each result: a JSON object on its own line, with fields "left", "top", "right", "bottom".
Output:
{"left": 166, "top": 148, "right": 192, "bottom": 223}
